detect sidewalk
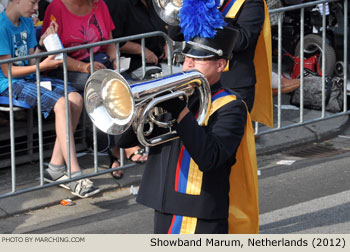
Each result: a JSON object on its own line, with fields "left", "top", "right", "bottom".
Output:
{"left": 0, "top": 101, "right": 349, "bottom": 218}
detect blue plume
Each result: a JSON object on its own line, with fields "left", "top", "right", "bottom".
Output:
{"left": 179, "top": 0, "right": 226, "bottom": 41}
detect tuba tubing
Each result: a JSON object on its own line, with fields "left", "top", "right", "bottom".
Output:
{"left": 136, "top": 90, "right": 187, "bottom": 146}
{"left": 84, "top": 69, "right": 211, "bottom": 147}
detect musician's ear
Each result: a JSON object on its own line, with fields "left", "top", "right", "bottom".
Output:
{"left": 216, "top": 58, "right": 227, "bottom": 73}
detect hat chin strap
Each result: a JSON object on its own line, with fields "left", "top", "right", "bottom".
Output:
{"left": 187, "top": 41, "right": 223, "bottom": 57}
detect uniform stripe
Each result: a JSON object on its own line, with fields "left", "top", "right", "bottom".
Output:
{"left": 222, "top": 0, "right": 246, "bottom": 19}
{"left": 220, "top": 0, "right": 236, "bottom": 16}
{"left": 180, "top": 216, "right": 198, "bottom": 234}
{"left": 175, "top": 147, "right": 203, "bottom": 195}
{"left": 178, "top": 149, "right": 191, "bottom": 193}
{"left": 168, "top": 215, "right": 183, "bottom": 234}
{"left": 168, "top": 215, "right": 176, "bottom": 234}
{"left": 175, "top": 146, "right": 185, "bottom": 192}
{"left": 169, "top": 90, "right": 239, "bottom": 234}
{"left": 212, "top": 89, "right": 232, "bottom": 102}
{"left": 212, "top": 96, "right": 237, "bottom": 112}
{"left": 175, "top": 146, "right": 192, "bottom": 193}
{"left": 175, "top": 89, "right": 233, "bottom": 195}
{"left": 186, "top": 159, "right": 203, "bottom": 195}
{"left": 168, "top": 215, "right": 198, "bottom": 234}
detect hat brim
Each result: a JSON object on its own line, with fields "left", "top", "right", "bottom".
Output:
{"left": 182, "top": 46, "right": 215, "bottom": 59}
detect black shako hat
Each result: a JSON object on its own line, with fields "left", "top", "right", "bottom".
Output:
{"left": 182, "top": 27, "right": 239, "bottom": 60}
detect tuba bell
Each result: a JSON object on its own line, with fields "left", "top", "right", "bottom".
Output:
{"left": 152, "top": 0, "right": 182, "bottom": 25}
{"left": 152, "top": 0, "right": 225, "bottom": 25}
{"left": 84, "top": 69, "right": 211, "bottom": 147}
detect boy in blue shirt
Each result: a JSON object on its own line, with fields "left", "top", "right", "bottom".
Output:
{"left": 0, "top": 0, "right": 100, "bottom": 198}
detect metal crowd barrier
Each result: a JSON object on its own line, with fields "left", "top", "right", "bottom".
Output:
{"left": 256, "top": 0, "right": 349, "bottom": 136}
{"left": 0, "top": 31, "right": 172, "bottom": 199}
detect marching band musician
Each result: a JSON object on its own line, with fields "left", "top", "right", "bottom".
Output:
{"left": 116, "top": 25, "right": 259, "bottom": 234}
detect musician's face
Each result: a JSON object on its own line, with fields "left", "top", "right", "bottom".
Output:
{"left": 182, "top": 56, "right": 226, "bottom": 84}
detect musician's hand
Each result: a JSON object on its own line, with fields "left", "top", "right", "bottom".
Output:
{"left": 158, "top": 96, "right": 187, "bottom": 119}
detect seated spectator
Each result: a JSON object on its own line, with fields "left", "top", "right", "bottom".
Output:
{"left": 43, "top": 0, "right": 147, "bottom": 179}
{"left": 105, "top": 0, "right": 175, "bottom": 80}
{"left": 271, "top": 71, "right": 300, "bottom": 95}
{"left": 41, "top": 0, "right": 117, "bottom": 91}
{"left": 106, "top": 0, "right": 166, "bottom": 177}
{"left": 0, "top": 0, "right": 100, "bottom": 198}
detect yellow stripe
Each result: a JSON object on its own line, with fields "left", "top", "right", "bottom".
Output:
{"left": 225, "top": 0, "right": 246, "bottom": 18}
{"left": 202, "top": 95, "right": 236, "bottom": 126}
{"left": 185, "top": 97, "right": 237, "bottom": 195}
{"left": 180, "top": 216, "right": 198, "bottom": 234}
{"left": 210, "top": 96, "right": 237, "bottom": 117}
{"left": 180, "top": 96, "right": 238, "bottom": 234}
{"left": 185, "top": 158, "right": 203, "bottom": 195}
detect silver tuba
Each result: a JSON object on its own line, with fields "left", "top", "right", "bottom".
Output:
{"left": 84, "top": 69, "right": 211, "bottom": 147}
{"left": 152, "top": 0, "right": 182, "bottom": 25}
{"left": 152, "top": 0, "right": 225, "bottom": 25}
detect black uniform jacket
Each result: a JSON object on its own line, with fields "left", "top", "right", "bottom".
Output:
{"left": 168, "top": 0, "right": 265, "bottom": 90}
{"left": 117, "top": 82, "right": 247, "bottom": 219}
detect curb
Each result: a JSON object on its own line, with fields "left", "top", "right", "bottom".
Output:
{"left": 255, "top": 115, "right": 349, "bottom": 155}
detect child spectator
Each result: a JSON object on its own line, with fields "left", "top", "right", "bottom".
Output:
{"left": 0, "top": 0, "right": 100, "bottom": 198}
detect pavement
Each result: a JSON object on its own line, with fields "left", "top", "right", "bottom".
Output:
{"left": 0, "top": 94, "right": 349, "bottom": 219}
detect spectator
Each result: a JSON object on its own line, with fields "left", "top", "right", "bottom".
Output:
{"left": 41, "top": 0, "right": 117, "bottom": 91}
{"left": 43, "top": 0, "right": 148, "bottom": 179}
{"left": 0, "top": 0, "right": 100, "bottom": 198}
{"left": 271, "top": 71, "right": 300, "bottom": 95}
{"left": 105, "top": 0, "right": 173, "bottom": 80}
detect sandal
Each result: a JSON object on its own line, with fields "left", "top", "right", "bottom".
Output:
{"left": 108, "top": 149, "right": 124, "bottom": 180}
{"left": 127, "top": 146, "right": 148, "bottom": 164}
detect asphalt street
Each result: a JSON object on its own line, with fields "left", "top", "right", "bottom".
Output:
{"left": 1, "top": 134, "right": 349, "bottom": 234}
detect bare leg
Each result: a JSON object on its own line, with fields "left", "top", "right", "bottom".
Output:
{"left": 49, "top": 92, "right": 83, "bottom": 173}
{"left": 109, "top": 146, "right": 122, "bottom": 178}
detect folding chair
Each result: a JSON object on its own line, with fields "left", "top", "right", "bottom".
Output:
{"left": 0, "top": 96, "right": 34, "bottom": 167}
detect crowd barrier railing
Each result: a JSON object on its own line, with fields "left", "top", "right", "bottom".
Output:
{"left": 0, "top": 31, "right": 172, "bottom": 199}
{"left": 256, "top": 0, "right": 349, "bottom": 136}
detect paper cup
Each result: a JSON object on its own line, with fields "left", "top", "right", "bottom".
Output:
{"left": 43, "top": 33, "right": 64, "bottom": 60}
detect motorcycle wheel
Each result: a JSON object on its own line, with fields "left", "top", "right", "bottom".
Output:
{"left": 294, "top": 34, "right": 336, "bottom": 77}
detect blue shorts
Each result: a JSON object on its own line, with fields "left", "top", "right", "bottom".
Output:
{"left": 1, "top": 77, "right": 79, "bottom": 118}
